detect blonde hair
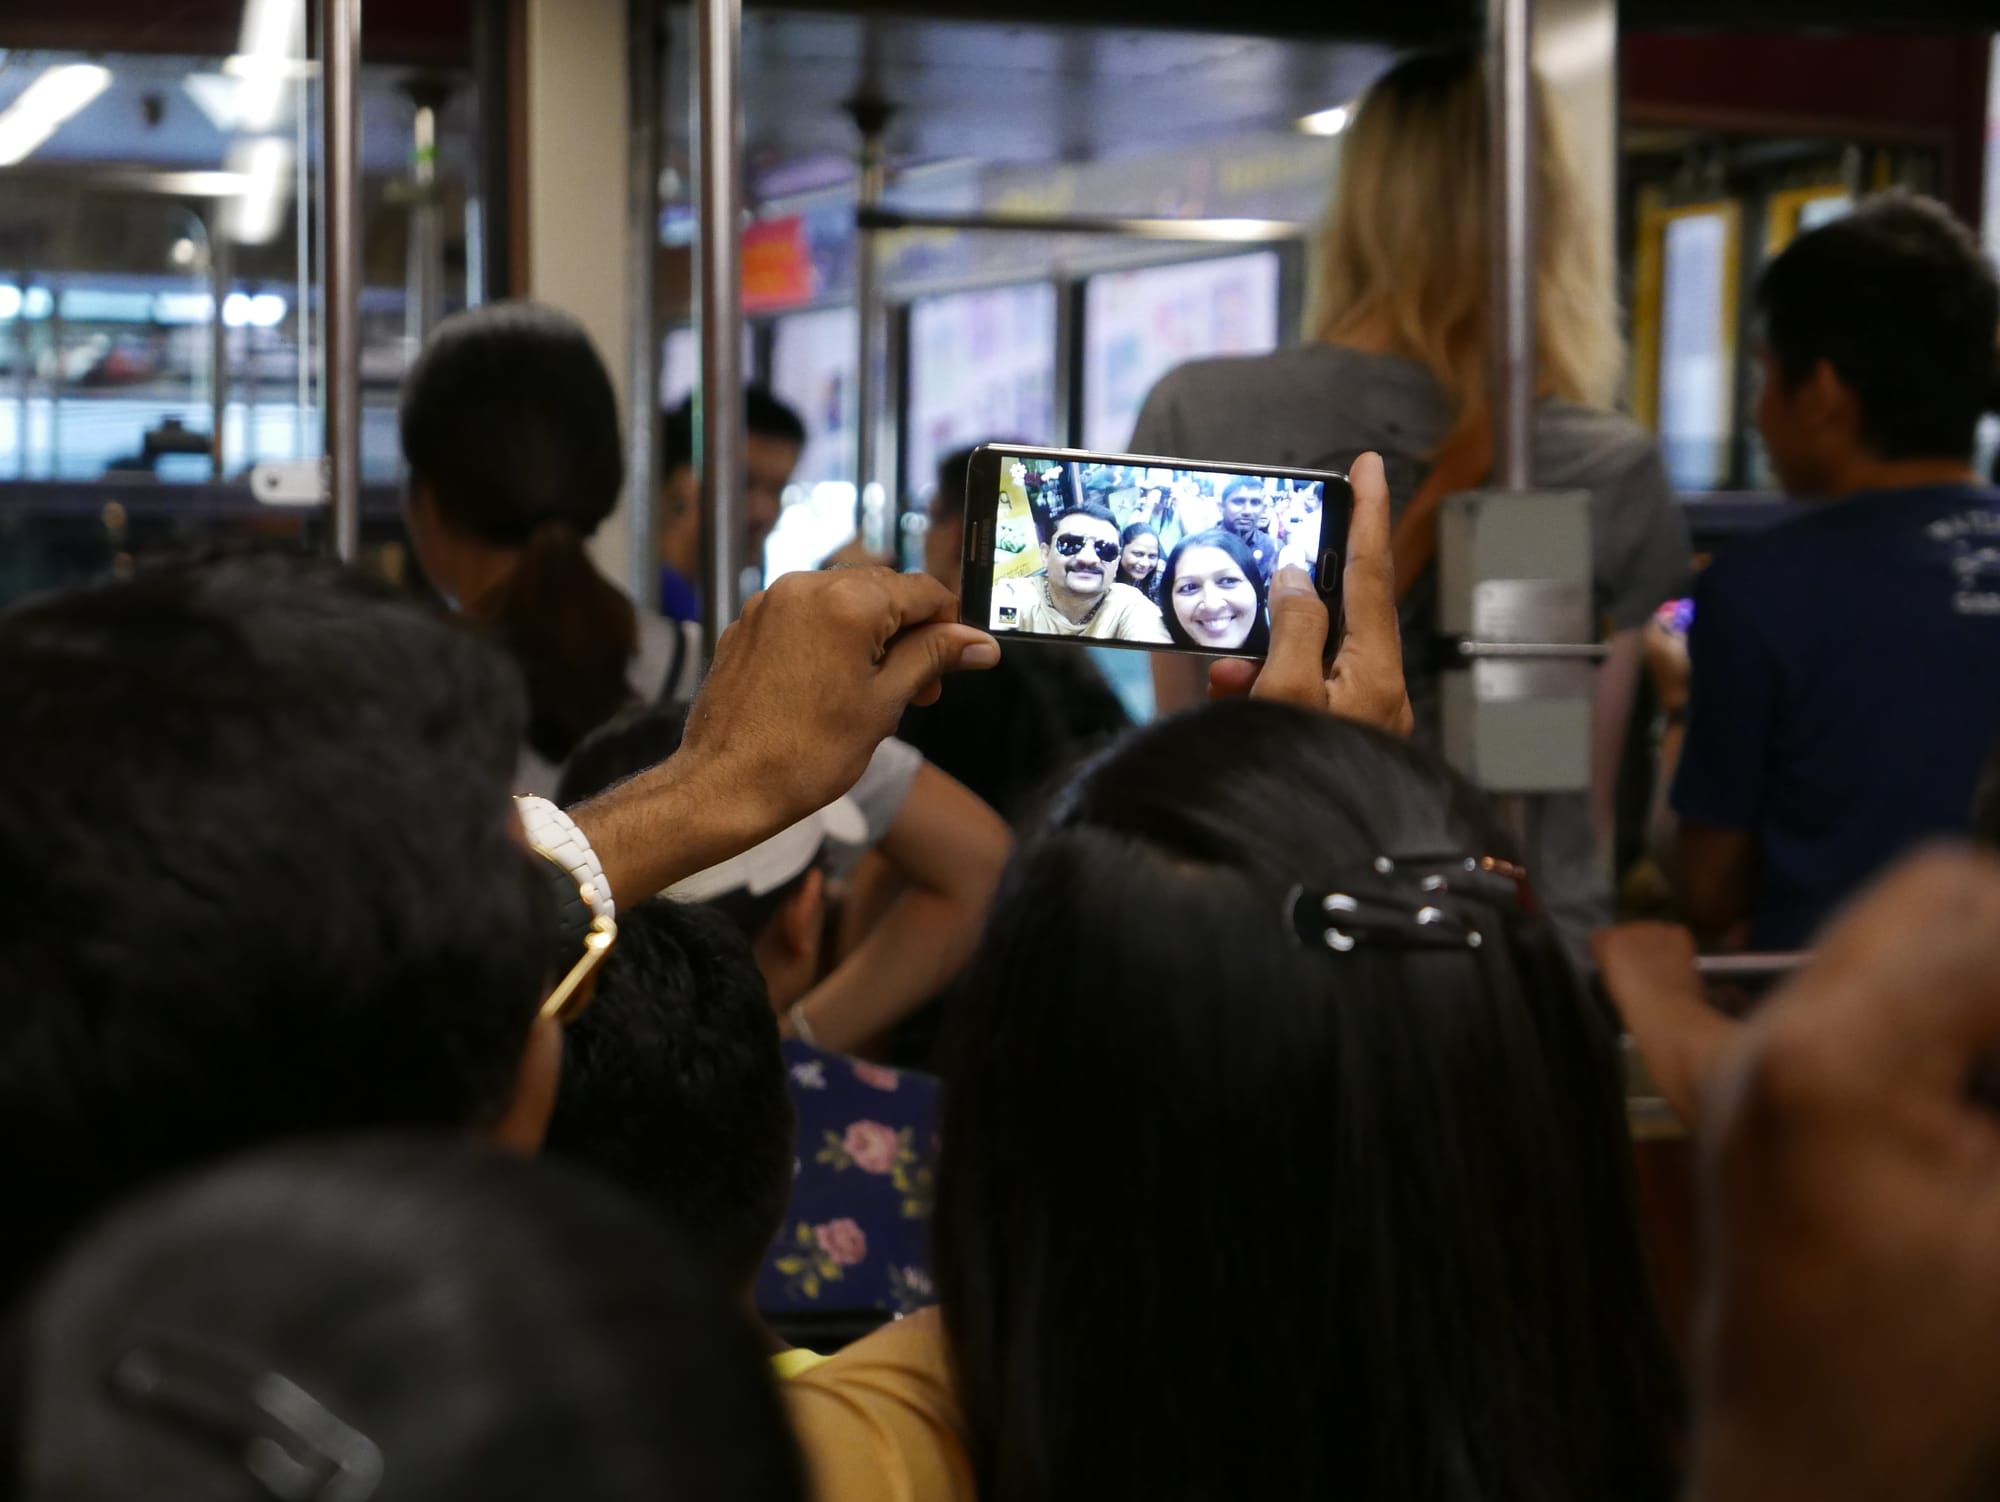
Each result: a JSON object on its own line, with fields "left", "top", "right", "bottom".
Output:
{"left": 1308, "top": 49, "right": 1622, "bottom": 425}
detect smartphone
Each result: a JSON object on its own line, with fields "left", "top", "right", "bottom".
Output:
{"left": 958, "top": 443, "right": 1351, "bottom": 660}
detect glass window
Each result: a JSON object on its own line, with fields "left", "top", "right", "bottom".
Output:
{"left": 766, "top": 305, "right": 859, "bottom": 580}
{"left": 1655, "top": 208, "right": 1739, "bottom": 493}
{"left": 1081, "top": 251, "right": 1281, "bottom": 451}
{"left": 0, "top": 20, "right": 475, "bottom": 604}
{"left": 905, "top": 282, "right": 1059, "bottom": 499}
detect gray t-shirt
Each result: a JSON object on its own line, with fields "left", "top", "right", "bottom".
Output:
{"left": 1131, "top": 343, "right": 1692, "bottom": 946}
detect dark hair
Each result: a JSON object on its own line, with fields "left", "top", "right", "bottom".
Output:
{"left": 1220, "top": 476, "right": 1265, "bottom": 507}
{"left": 935, "top": 701, "right": 1680, "bottom": 1502}
{"left": 931, "top": 444, "right": 985, "bottom": 521}
{"left": 661, "top": 386, "right": 810, "bottom": 476}
{"left": 400, "top": 301, "right": 636, "bottom": 765}
{"left": 543, "top": 899, "right": 794, "bottom": 1290}
{"left": 1047, "top": 502, "right": 1118, "bottom": 540}
{"left": 0, "top": 551, "right": 551, "bottom": 1294}
{"left": 557, "top": 699, "right": 694, "bottom": 806}
{"left": 15, "top": 1137, "right": 804, "bottom": 1502}
{"left": 1758, "top": 193, "right": 2000, "bottom": 462}
{"left": 1158, "top": 527, "right": 1271, "bottom": 654}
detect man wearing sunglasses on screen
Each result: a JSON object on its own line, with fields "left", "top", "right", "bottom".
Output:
{"left": 991, "top": 502, "right": 1172, "bottom": 643}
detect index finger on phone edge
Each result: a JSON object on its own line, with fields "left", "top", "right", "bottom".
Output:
{"left": 1341, "top": 452, "right": 1396, "bottom": 616}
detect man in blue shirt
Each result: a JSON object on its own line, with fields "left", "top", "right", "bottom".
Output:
{"left": 657, "top": 387, "right": 807, "bottom": 621}
{"left": 1673, "top": 193, "right": 2000, "bottom": 950}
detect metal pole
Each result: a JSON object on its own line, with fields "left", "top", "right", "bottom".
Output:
{"left": 853, "top": 206, "right": 1303, "bottom": 241}
{"left": 208, "top": 223, "right": 230, "bottom": 479}
{"left": 294, "top": 73, "right": 312, "bottom": 460}
{"left": 694, "top": 0, "right": 744, "bottom": 650}
{"left": 469, "top": 0, "right": 513, "bottom": 304}
{"left": 322, "top": 0, "right": 363, "bottom": 561}
{"left": 403, "top": 85, "right": 447, "bottom": 351}
{"left": 1693, "top": 953, "right": 1809, "bottom": 981}
{"left": 626, "top": 0, "right": 663, "bottom": 609}
{"left": 1487, "top": 0, "right": 1536, "bottom": 493}
{"left": 852, "top": 113, "right": 887, "bottom": 556}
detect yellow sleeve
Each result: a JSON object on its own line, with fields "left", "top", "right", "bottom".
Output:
{"left": 783, "top": 1310, "right": 976, "bottom": 1502}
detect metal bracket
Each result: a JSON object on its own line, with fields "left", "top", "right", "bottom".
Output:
{"left": 1456, "top": 639, "right": 1611, "bottom": 661}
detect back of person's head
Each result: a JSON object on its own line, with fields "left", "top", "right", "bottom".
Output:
{"left": 1046, "top": 501, "right": 1118, "bottom": 543}
{"left": 400, "top": 300, "right": 635, "bottom": 765}
{"left": 927, "top": 444, "right": 1006, "bottom": 589}
{"left": 660, "top": 386, "right": 811, "bottom": 477}
{"left": 15, "top": 1137, "right": 804, "bottom": 1502}
{"left": 935, "top": 700, "right": 1678, "bottom": 1502}
{"left": 1312, "top": 45, "right": 1618, "bottom": 416}
{"left": 557, "top": 699, "right": 694, "bottom": 806}
{"left": 0, "top": 550, "right": 552, "bottom": 1294}
{"left": 543, "top": 899, "right": 794, "bottom": 1292}
{"left": 1758, "top": 193, "right": 2000, "bottom": 463}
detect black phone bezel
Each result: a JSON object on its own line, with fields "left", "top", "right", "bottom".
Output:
{"left": 958, "top": 442, "right": 1350, "bottom": 662}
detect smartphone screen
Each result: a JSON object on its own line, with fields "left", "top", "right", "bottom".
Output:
{"left": 958, "top": 444, "right": 1350, "bottom": 661}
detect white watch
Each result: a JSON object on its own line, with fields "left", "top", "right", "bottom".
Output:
{"left": 515, "top": 796, "right": 616, "bottom": 922}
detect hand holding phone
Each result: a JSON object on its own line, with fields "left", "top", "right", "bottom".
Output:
{"left": 1210, "top": 452, "right": 1415, "bottom": 736}
{"left": 957, "top": 444, "right": 1352, "bottom": 663}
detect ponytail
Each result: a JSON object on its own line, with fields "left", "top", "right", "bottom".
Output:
{"left": 400, "top": 302, "right": 638, "bottom": 765}
{"left": 492, "top": 519, "right": 637, "bottom": 765}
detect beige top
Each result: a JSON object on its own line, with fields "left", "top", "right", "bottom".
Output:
{"left": 991, "top": 576, "right": 1171, "bottom": 643}
{"left": 784, "top": 1309, "right": 974, "bottom": 1502}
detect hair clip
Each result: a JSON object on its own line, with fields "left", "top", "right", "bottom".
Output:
{"left": 108, "top": 1334, "right": 383, "bottom": 1502}
{"left": 1284, "top": 852, "right": 1531, "bottom": 955}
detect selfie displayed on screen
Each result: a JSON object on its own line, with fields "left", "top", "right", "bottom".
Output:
{"left": 986, "top": 458, "right": 1325, "bottom": 652}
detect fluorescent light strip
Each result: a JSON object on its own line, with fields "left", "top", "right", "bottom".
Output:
{"left": 0, "top": 64, "right": 113, "bottom": 167}
{"left": 232, "top": 0, "right": 304, "bottom": 133}
{"left": 224, "top": 136, "right": 293, "bottom": 244}
{"left": 1297, "top": 106, "right": 1351, "bottom": 138}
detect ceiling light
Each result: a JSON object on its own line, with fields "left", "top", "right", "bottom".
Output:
{"left": 229, "top": 0, "right": 304, "bottom": 133}
{"left": 0, "top": 64, "right": 113, "bottom": 167}
{"left": 1297, "top": 106, "right": 1350, "bottom": 138}
{"left": 0, "top": 285, "right": 20, "bottom": 320}
{"left": 223, "top": 136, "right": 293, "bottom": 244}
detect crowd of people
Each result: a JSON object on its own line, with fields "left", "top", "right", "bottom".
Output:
{"left": 4, "top": 36, "right": 2000, "bottom": 1502}
{"left": 984, "top": 457, "right": 1326, "bottom": 652}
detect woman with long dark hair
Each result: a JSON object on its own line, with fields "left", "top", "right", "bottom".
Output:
{"left": 788, "top": 701, "right": 1681, "bottom": 1502}
{"left": 1159, "top": 527, "right": 1270, "bottom": 654}
{"left": 400, "top": 301, "right": 699, "bottom": 795}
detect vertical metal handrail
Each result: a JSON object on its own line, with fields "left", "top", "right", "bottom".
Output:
{"left": 852, "top": 121, "right": 886, "bottom": 555}
{"left": 207, "top": 220, "right": 230, "bottom": 480}
{"left": 1486, "top": 0, "right": 1535, "bottom": 493}
{"left": 626, "top": 0, "right": 664, "bottom": 610}
{"left": 694, "top": 0, "right": 744, "bottom": 655}
{"left": 322, "top": 0, "right": 363, "bottom": 561}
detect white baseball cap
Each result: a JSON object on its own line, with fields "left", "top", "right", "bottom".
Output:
{"left": 664, "top": 795, "right": 869, "bottom": 902}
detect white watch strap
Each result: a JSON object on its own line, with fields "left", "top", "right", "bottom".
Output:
{"left": 515, "top": 795, "right": 616, "bottom": 922}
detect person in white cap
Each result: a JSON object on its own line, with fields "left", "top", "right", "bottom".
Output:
{"left": 560, "top": 707, "right": 1009, "bottom": 1055}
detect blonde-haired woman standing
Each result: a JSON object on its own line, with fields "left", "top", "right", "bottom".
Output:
{"left": 1135, "top": 46, "right": 1689, "bottom": 948}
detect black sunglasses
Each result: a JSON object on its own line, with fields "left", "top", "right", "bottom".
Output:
{"left": 1054, "top": 533, "right": 1121, "bottom": 563}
